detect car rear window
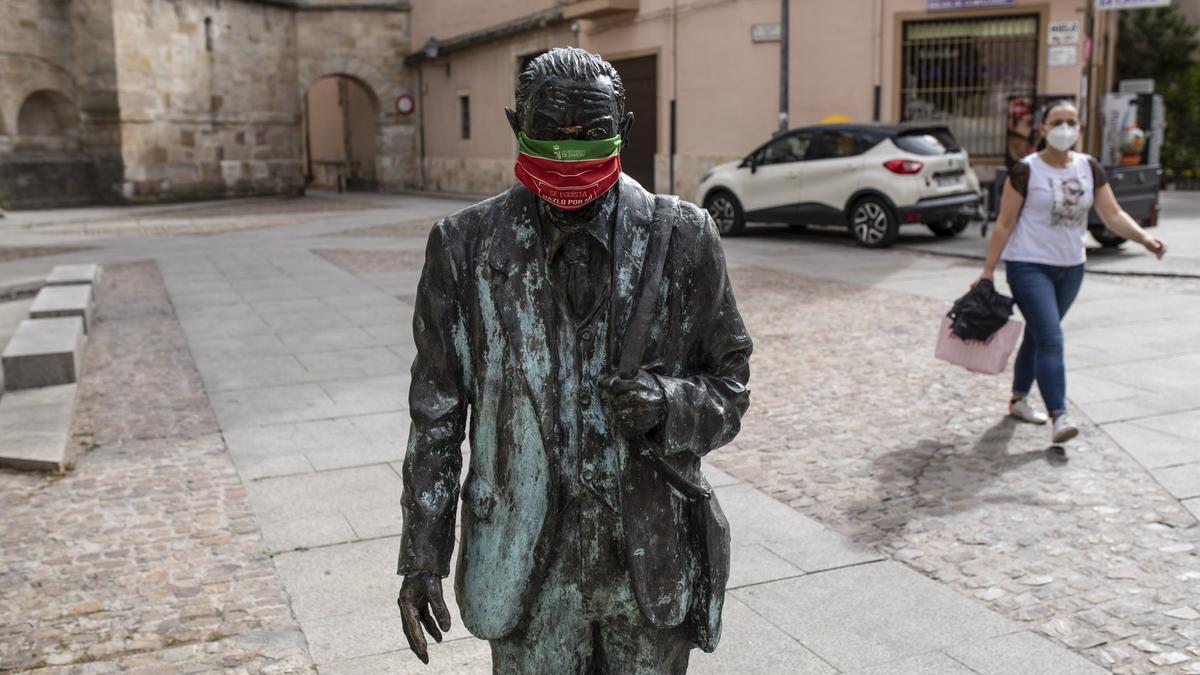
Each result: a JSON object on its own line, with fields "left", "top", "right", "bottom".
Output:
{"left": 894, "top": 128, "right": 963, "bottom": 155}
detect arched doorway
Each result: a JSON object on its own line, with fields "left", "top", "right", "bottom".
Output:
{"left": 16, "top": 89, "right": 80, "bottom": 152}
{"left": 305, "top": 76, "right": 379, "bottom": 191}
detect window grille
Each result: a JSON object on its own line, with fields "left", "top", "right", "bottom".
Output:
{"left": 900, "top": 15, "right": 1039, "bottom": 157}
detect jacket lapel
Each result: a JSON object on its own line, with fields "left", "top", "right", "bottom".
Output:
{"left": 610, "top": 175, "right": 657, "bottom": 366}
{"left": 484, "top": 184, "right": 557, "bottom": 435}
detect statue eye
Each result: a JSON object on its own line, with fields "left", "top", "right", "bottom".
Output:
{"left": 587, "top": 128, "right": 607, "bottom": 140}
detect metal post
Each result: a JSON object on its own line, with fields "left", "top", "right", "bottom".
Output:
{"left": 779, "top": 0, "right": 789, "bottom": 134}
{"left": 669, "top": 99, "right": 677, "bottom": 195}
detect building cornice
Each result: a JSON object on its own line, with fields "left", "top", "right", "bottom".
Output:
{"left": 405, "top": 7, "right": 566, "bottom": 65}
{"left": 246, "top": 1, "right": 410, "bottom": 11}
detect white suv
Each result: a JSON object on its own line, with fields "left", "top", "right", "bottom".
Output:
{"left": 697, "top": 124, "right": 985, "bottom": 248}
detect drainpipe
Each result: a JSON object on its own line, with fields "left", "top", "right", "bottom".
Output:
{"left": 874, "top": 0, "right": 884, "bottom": 121}
{"left": 778, "top": 0, "right": 789, "bottom": 134}
{"left": 669, "top": 0, "right": 678, "bottom": 194}
{"left": 416, "top": 63, "right": 426, "bottom": 190}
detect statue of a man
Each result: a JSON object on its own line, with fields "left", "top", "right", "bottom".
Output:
{"left": 396, "top": 47, "right": 752, "bottom": 673}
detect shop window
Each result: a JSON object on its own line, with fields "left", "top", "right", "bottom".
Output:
{"left": 900, "top": 15, "right": 1038, "bottom": 157}
{"left": 459, "top": 95, "right": 470, "bottom": 140}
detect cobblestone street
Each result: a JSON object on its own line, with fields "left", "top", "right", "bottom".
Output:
{"left": 0, "top": 262, "right": 311, "bottom": 673}
{"left": 718, "top": 264, "right": 1200, "bottom": 674}
{"left": 0, "top": 191, "right": 1197, "bottom": 673}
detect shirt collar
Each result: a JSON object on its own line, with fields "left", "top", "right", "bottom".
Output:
{"left": 540, "top": 193, "right": 616, "bottom": 261}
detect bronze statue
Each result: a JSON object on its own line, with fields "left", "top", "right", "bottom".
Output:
{"left": 397, "top": 47, "right": 752, "bottom": 673}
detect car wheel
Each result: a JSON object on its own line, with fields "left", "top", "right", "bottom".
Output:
{"left": 849, "top": 197, "right": 898, "bottom": 248}
{"left": 1090, "top": 226, "right": 1126, "bottom": 248}
{"left": 705, "top": 191, "right": 745, "bottom": 236}
{"left": 927, "top": 220, "right": 967, "bottom": 238}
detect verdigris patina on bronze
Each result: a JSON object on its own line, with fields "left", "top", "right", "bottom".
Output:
{"left": 397, "top": 47, "right": 752, "bottom": 673}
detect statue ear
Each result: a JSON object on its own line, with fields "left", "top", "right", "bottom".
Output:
{"left": 619, "top": 111, "right": 634, "bottom": 146}
{"left": 505, "top": 107, "right": 521, "bottom": 137}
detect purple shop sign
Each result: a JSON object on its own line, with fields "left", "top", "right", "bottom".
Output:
{"left": 928, "top": 0, "right": 1016, "bottom": 10}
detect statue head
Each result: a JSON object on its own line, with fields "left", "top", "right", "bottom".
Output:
{"left": 507, "top": 47, "right": 634, "bottom": 223}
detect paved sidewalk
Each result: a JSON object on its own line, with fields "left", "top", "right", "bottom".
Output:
{"left": 1, "top": 191, "right": 1195, "bottom": 673}
{"left": 904, "top": 190, "right": 1200, "bottom": 278}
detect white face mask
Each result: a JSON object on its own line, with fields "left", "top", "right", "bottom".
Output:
{"left": 1046, "top": 124, "right": 1079, "bottom": 151}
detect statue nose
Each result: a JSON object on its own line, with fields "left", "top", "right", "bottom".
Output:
{"left": 558, "top": 126, "right": 583, "bottom": 139}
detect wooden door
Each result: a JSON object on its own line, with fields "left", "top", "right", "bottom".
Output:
{"left": 610, "top": 55, "right": 658, "bottom": 192}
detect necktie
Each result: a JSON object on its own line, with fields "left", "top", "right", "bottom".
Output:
{"left": 560, "top": 235, "right": 595, "bottom": 320}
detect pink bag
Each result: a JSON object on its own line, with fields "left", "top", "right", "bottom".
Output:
{"left": 935, "top": 312, "right": 1024, "bottom": 375}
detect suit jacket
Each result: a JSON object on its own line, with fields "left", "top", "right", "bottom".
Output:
{"left": 397, "top": 174, "right": 752, "bottom": 645}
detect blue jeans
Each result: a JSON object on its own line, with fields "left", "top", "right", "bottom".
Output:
{"left": 1006, "top": 260, "right": 1085, "bottom": 417}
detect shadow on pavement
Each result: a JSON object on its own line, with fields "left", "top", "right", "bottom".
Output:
{"left": 846, "top": 417, "right": 1070, "bottom": 549}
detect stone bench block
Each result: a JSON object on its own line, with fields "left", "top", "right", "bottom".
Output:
{"left": 29, "top": 285, "right": 94, "bottom": 333}
{"left": 46, "top": 264, "right": 100, "bottom": 290}
{"left": 0, "top": 383, "right": 76, "bottom": 472}
{"left": 1, "top": 317, "right": 85, "bottom": 391}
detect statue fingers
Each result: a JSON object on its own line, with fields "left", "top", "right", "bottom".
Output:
{"left": 419, "top": 603, "right": 444, "bottom": 644}
{"left": 399, "top": 603, "right": 430, "bottom": 664}
{"left": 430, "top": 582, "right": 452, "bottom": 631}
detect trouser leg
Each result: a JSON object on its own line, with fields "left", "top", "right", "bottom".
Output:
{"left": 596, "top": 619, "right": 693, "bottom": 674}
{"left": 1011, "top": 322, "right": 1037, "bottom": 396}
{"left": 1007, "top": 262, "right": 1069, "bottom": 416}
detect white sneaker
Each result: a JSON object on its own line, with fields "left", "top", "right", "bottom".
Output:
{"left": 1009, "top": 398, "right": 1048, "bottom": 425}
{"left": 1052, "top": 415, "right": 1080, "bottom": 444}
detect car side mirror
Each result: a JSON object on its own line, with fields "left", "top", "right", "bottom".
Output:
{"left": 740, "top": 156, "right": 758, "bottom": 173}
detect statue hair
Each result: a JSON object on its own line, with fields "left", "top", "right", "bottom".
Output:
{"left": 514, "top": 47, "right": 625, "bottom": 120}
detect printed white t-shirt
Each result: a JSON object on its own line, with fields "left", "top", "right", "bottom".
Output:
{"left": 1002, "top": 152, "right": 1107, "bottom": 267}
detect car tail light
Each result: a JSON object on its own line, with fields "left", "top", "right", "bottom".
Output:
{"left": 884, "top": 159, "right": 923, "bottom": 174}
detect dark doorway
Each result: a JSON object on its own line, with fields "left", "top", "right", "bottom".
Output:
{"left": 610, "top": 55, "right": 658, "bottom": 191}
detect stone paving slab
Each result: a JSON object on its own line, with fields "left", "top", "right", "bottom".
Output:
{"left": 1103, "top": 420, "right": 1199, "bottom": 469}
{"left": 732, "top": 561, "right": 1017, "bottom": 671}
{"left": 0, "top": 383, "right": 75, "bottom": 471}
{"left": 945, "top": 630, "right": 1111, "bottom": 674}
{"left": 717, "top": 483, "right": 884, "bottom": 573}
{"left": 1155, "top": 463, "right": 1200, "bottom": 500}
{"left": 244, "top": 464, "right": 405, "bottom": 552}
{"left": 846, "top": 651, "right": 975, "bottom": 675}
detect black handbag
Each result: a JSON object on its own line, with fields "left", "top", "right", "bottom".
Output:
{"left": 947, "top": 279, "right": 1014, "bottom": 342}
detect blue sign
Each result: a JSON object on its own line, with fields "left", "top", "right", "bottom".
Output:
{"left": 928, "top": 0, "right": 1017, "bottom": 9}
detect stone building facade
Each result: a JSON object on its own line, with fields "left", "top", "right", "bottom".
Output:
{"left": 0, "top": 0, "right": 417, "bottom": 209}
{"left": 408, "top": 0, "right": 1121, "bottom": 202}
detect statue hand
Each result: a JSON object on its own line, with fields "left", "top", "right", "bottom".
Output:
{"left": 397, "top": 571, "right": 451, "bottom": 664}
{"left": 604, "top": 370, "right": 666, "bottom": 436}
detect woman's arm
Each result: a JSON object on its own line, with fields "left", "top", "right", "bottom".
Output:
{"left": 1093, "top": 183, "right": 1167, "bottom": 259}
{"left": 980, "top": 178, "right": 1025, "bottom": 281}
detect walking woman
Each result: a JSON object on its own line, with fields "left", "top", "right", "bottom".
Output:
{"left": 979, "top": 101, "right": 1166, "bottom": 443}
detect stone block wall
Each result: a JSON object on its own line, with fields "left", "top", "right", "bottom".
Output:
{"left": 111, "top": 0, "right": 306, "bottom": 202}
{"left": 671, "top": 154, "right": 741, "bottom": 205}
{"left": 0, "top": 0, "right": 122, "bottom": 207}
{"left": 422, "top": 157, "right": 512, "bottom": 197}
{"left": 296, "top": 8, "right": 418, "bottom": 192}
{"left": 0, "top": 0, "right": 416, "bottom": 208}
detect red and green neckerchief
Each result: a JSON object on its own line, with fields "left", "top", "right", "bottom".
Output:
{"left": 514, "top": 132, "right": 622, "bottom": 211}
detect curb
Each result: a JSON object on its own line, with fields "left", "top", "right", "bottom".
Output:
{"left": 913, "top": 248, "right": 1200, "bottom": 279}
{"left": 0, "top": 277, "right": 45, "bottom": 301}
